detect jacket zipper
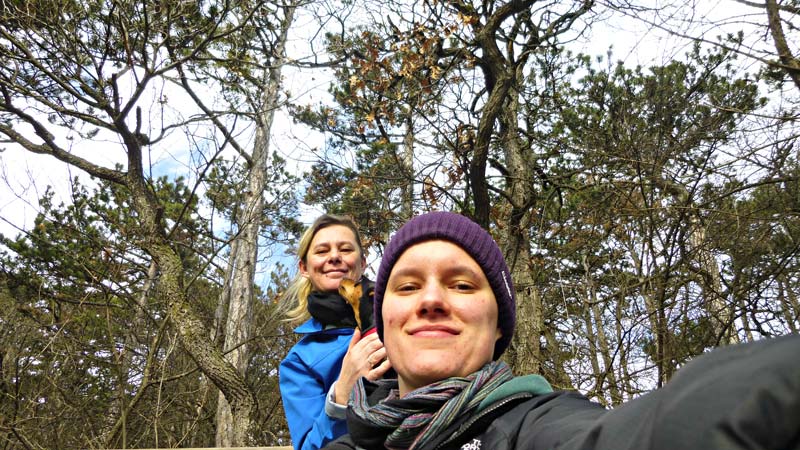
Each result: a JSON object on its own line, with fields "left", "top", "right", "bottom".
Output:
{"left": 432, "top": 392, "right": 534, "bottom": 450}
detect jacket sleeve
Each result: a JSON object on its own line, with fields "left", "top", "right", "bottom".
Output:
{"left": 280, "top": 349, "right": 348, "bottom": 450}
{"left": 512, "top": 334, "right": 800, "bottom": 450}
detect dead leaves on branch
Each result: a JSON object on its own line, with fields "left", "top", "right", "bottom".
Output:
{"left": 336, "top": 18, "right": 463, "bottom": 134}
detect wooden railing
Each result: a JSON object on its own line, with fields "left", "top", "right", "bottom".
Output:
{"left": 109, "top": 447, "right": 292, "bottom": 449}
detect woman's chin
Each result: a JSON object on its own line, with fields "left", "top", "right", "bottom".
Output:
{"left": 316, "top": 277, "right": 344, "bottom": 292}
{"left": 400, "top": 359, "right": 462, "bottom": 389}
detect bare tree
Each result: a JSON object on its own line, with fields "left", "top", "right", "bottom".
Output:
{"left": 0, "top": 1, "right": 295, "bottom": 445}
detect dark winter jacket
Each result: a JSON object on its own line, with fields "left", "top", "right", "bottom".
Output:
{"left": 325, "top": 333, "right": 800, "bottom": 450}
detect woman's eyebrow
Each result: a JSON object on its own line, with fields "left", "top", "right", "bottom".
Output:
{"left": 390, "top": 264, "right": 483, "bottom": 280}
{"left": 441, "top": 264, "right": 483, "bottom": 280}
{"left": 388, "top": 266, "right": 421, "bottom": 280}
{"left": 312, "top": 240, "right": 355, "bottom": 251}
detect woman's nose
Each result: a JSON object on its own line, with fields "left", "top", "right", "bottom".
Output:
{"left": 417, "top": 283, "right": 449, "bottom": 316}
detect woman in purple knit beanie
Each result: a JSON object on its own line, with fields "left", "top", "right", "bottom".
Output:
{"left": 373, "top": 210, "right": 517, "bottom": 360}
{"left": 323, "top": 211, "right": 800, "bottom": 450}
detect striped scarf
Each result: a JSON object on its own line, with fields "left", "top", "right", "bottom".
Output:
{"left": 347, "top": 361, "right": 513, "bottom": 450}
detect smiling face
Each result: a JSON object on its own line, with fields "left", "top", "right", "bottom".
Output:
{"left": 299, "top": 224, "right": 366, "bottom": 293}
{"left": 382, "top": 240, "right": 501, "bottom": 395}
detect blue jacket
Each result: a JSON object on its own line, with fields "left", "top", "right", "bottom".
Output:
{"left": 280, "top": 318, "right": 354, "bottom": 450}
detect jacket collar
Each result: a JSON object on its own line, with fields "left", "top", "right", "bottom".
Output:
{"left": 294, "top": 318, "right": 324, "bottom": 334}
{"left": 294, "top": 318, "right": 353, "bottom": 335}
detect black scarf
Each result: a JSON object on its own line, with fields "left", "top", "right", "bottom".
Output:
{"left": 307, "top": 276, "right": 376, "bottom": 330}
{"left": 306, "top": 289, "right": 358, "bottom": 329}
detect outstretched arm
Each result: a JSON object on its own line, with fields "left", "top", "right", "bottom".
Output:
{"left": 515, "top": 334, "right": 800, "bottom": 450}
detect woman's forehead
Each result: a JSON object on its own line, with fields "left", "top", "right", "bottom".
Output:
{"left": 390, "top": 240, "right": 481, "bottom": 272}
{"left": 312, "top": 225, "right": 357, "bottom": 243}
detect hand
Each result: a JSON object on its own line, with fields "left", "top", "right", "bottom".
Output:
{"left": 334, "top": 328, "right": 392, "bottom": 405}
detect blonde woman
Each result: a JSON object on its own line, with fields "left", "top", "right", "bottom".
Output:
{"left": 279, "top": 214, "right": 392, "bottom": 450}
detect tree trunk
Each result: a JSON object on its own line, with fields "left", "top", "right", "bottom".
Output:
{"left": 582, "top": 255, "right": 621, "bottom": 405}
{"left": 127, "top": 163, "right": 257, "bottom": 446}
{"left": 625, "top": 234, "right": 670, "bottom": 386}
{"left": 215, "top": 122, "right": 267, "bottom": 446}
{"left": 542, "top": 326, "right": 572, "bottom": 389}
{"left": 401, "top": 114, "right": 414, "bottom": 217}
{"left": 500, "top": 66, "right": 543, "bottom": 376}
{"left": 582, "top": 256, "right": 622, "bottom": 405}
{"left": 590, "top": 301, "right": 622, "bottom": 404}
{"left": 582, "top": 300, "right": 603, "bottom": 396}
{"left": 688, "top": 220, "right": 739, "bottom": 345}
{"left": 765, "top": 0, "right": 800, "bottom": 92}
{"left": 615, "top": 296, "right": 634, "bottom": 399}
{"left": 779, "top": 274, "right": 800, "bottom": 334}
{"left": 215, "top": 2, "right": 297, "bottom": 445}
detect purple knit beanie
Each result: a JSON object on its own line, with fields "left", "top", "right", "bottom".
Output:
{"left": 374, "top": 211, "right": 516, "bottom": 359}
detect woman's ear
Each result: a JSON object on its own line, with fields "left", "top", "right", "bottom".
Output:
{"left": 495, "top": 327, "right": 502, "bottom": 342}
{"left": 298, "top": 259, "right": 309, "bottom": 278}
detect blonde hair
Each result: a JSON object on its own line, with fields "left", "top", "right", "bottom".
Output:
{"left": 280, "top": 214, "right": 365, "bottom": 325}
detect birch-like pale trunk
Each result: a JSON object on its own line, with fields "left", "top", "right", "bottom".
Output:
{"left": 778, "top": 274, "right": 800, "bottom": 334}
{"left": 215, "top": 3, "right": 297, "bottom": 445}
{"left": 688, "top": 221, "right": 740, "bottom": 345}
{"left": 581, "top": 255, "right": 622, "bottom": 405}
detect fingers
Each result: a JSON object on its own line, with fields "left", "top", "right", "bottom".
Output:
{"left": 356, "top": 333, "right": 383, "bottom": 357}
{"left": 366, "top": 358, "right": 393, "bottom": 381}
{"left": 344, "top": 331, "right": 387, "bottom": 376}
{"left": 347, "top": 328, "right": 362, "bottom": 351}
{"left": 366, "top": 347, "right": 387, "bottom": 367}
{"left": 359, "top": 331, "right": 380, "bottom": 346}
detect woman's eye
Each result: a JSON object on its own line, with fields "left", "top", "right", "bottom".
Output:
{"left": 397, "top": 284, "right": 418, "bottom": 292}
{"left": 453, "top": 282, "right": 475, "bottom": 291}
